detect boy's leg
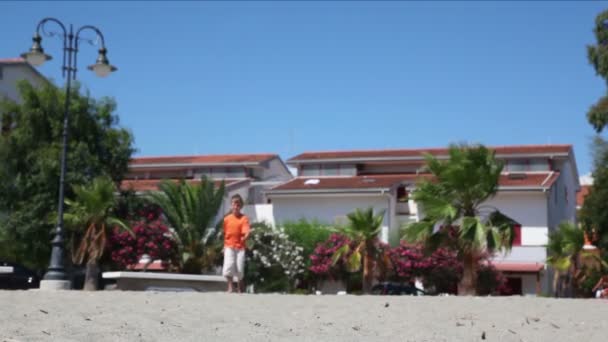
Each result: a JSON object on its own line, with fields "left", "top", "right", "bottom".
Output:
{"left": 222, "top": 248, "right": 236, "bottom": 292}
{"left": 236, "top": 249, "right": 246, "bottom": 293}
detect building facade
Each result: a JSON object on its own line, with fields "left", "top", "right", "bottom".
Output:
{"left": 267, "top": 144, "right": 580, "bottom": 296}
{"left": 121, "top": 153, "right": 293, "bottom": 224}
{"left": 0, "top": 58, "right": 48, "bottom": 103}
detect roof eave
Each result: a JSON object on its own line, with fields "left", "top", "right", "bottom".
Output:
{"left": 287, "top": 152, "right": 571, "bottom": 165}
{"left": 267, "top": 187, "right": 390, "bottom": 195}
{"left": 129, "top": 162, "right": 264, "bottom": 169}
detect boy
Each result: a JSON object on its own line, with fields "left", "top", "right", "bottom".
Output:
{"left": 222, "top": 194, "right": 250, "bottom": 293}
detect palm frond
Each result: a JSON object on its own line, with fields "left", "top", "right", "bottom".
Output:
{"left": 402, "top": 220, "right": 434, "bottom": 243}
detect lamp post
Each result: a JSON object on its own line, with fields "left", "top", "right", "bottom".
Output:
{"left": 21, "top": 18, "right": 117, "bottom": 290}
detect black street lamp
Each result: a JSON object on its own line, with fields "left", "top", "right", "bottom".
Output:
{"left": 21, "top": 18, "right": 117, "bottom": 290}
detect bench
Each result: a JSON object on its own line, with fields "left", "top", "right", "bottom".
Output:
{"left": 102, "top": 271, "right": 234, "bottom": 292}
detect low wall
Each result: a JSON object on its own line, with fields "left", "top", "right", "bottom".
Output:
{"left": 102, "top": 272, "right": 232, "bottom": 292}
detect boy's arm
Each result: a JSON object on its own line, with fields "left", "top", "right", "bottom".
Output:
{"left": 241, "top": 216, "right": 251, "bottom": 242}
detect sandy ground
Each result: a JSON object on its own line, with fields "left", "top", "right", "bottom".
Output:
{"left": 1, "top": 291, "right": 608, "bottom": 342}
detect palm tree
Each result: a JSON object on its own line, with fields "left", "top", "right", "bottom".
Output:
{"left": 148, "top": 177, "right": 225, "bottom": 274}
{"left": 333, "top": 207, "right": 386, "bottom": 293}
{"left": 546, "top": 221, "right": 604, "bottom": 297}
{"left": 403, "top": 144, "right": 516, "bottom": 296}
{"left": 64, "top": 176, "right": 128, "bottom": 290}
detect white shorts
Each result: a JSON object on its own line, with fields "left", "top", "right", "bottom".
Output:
{"left": 222, "top": 247, "right": 245, "bottom": 280}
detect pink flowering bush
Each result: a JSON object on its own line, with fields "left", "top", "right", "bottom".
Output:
{"left": 386, "top": 242, "right": 509, "bottom": 295}
{"left": 386, "top": 242, "right": 462, "bottom": 293}
{"left": 309, "top": 233, "right": 354, "bottom": 279}
{"left": 476, "top": 263, "right": 510, "bottom": 295}
{"left": 387, "top": 242, "right": 431, "bottom": 280}
{"left": 108, "top": 206, "right": 179, "bottom": 270}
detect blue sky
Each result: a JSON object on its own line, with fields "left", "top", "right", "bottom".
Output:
{"left": 2, "top": 1, "right": 607, "bottom": 176}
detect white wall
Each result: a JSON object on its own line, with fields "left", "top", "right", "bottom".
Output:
{"left": 0, "top": 64, "right": 46, "bottom": 103}
{"left": 547, "top": 160, "right": 577, "bottom": 231}
{"left": 521, "top": 274, "right": 539, "bottom": 296}
{"left": 243, "top": 204, "right": 275, "bottom": 226}
{"left": 484, "top": 192, "right": 549, "bottom": 246}
{"left": 271, "top": 194, "right": 391, "bottom": 241}
{"left": 493, "top": 246, "right": 547, "bottom": 262}
{"left": 261, "top": 158, "right": 293, "bottom": 182}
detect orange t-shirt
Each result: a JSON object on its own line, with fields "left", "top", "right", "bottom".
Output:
{"left": 223, "top": 213, "right": 250, "bottom": 250}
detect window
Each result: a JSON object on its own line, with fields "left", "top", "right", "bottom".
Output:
{"left": 529, "top": 159, "right": 549, "bottom": 171}
{"left": 322, "top": 164, "right": 339, "bottom": 176}
{"left": 211, "top": 167, "right": 227, "bottom": 178}
{"left": 506, "top": 159, "right": 528, "bottom": 172}
{"left": 301, "top": 164, "right": 320, "bottom": 176}
{"left": 226, "top": 167, "right": 246, "bottom": 178}
{"left": 396, "top": 185, "right": 409, "bottom": 202}
{"left": 0, "top": 66, "right": 3, "bottom": 80}
{"left": 529, "top": 159, "right": 550, "bottom": 171}
{"left": 512, "top": 224, "right": 522, "bottom": 246}
{"left": 396, "top": 185, "right": 410, "bottom": 215}
{"left": 339, "top": 165, "right": 357, "bottom": 176}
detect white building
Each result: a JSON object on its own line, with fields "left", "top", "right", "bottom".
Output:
{"left": 0, "top": 57, "right": 48, "bottom": 102}
{"left": 266, "top": 144, "right": 580, "bottom": 296}
{"left": 1, "top": 57, "right": 49, "bottom": 133}
{"left": 121, "top": 153, "right": 293, "bottom": 225}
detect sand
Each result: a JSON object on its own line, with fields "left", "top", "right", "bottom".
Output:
{"left": 1, "top": 290, "right": 608, "bottom": 341}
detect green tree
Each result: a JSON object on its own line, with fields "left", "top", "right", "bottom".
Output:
{"left": 0, "top": 81, "right": 134, "bottom": 271}
{"left": 582, "top": 10, "right": 608, "bottom": 290}
{"left": 63, "top": 176, "right": 129, "bottom": 290}
{"left": 403, "top": 144, "right": 516, "bottom": 296}
{"left": 586, "top": 10, "right": 608, "bottom": 133}
{"left": 332, "top": 207, "right": 386, "bottom": 294}
{"left": 581, "top": 138, "right": 608, "bottom": 254}
{"left": 546, "top": 222, "right": 584, "bottom": 297}
{"left": 148, "top": 178, "right": 225, "bottom": 274}
{"left": 548, "top": 221, "right": 607, "bottom": 297}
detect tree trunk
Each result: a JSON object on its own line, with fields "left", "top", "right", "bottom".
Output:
{"left": 570, "top": 256, "right": 579, "bottom": 298}
{"left": 362, "top": 245, "right": 375, "bottom": 294}
{"left": 552, "top": 270, "right": 561, "bottom": 298}
{"left": 83, "top": 261, "right": 99, "bottom": 291}
{"left": 458, "top": 252, "right": 477, "bottom": 296}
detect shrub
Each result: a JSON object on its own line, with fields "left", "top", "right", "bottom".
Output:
{"left": 309, "top": 233, "right": 353, "bottom": 280}
{"left": 108, "top": 206, "right": 179, "bottom": 270}
{"left": 282, "top": 219, "right": 333, "bottom": 288}
{"left": 386, "top": 242, "right": 431, "bottom": 282}
{"left": 282, "top": 219, "right": 333, "bottom": 260}
{"left": 385, "top": 242, "right": 462, "bottom": 294}
{"left": 245, "top": 222, "right": 306, "bottom": 292}
{"left": 476, "top": 263, "right": 510, "bottom": 295}
{"left": 421, "top": 247, "right": 463, "bottom": 294}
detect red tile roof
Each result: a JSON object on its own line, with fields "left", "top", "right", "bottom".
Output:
{"left": 120, "top": 178, "right": 249, "bottom": 192}
{"left": 269, "top": 172, "right": 559, "bottom": 193}
{"left": 577, "top": 185, "right": 591, "bottom": 208}
{"left": 288, "top": 144, "right": 572, "bottom": 163}
{"left": 490, "top": 262, "right": 544, "bottom": 273}
{"left": 271, "top": 174, "right": 428, "bottom": 192}
{"left": 499, "top": 172, "right": 560, "bottom": 188}
{"left": 130, "top": 153, "right": 277, "bottom": 166}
